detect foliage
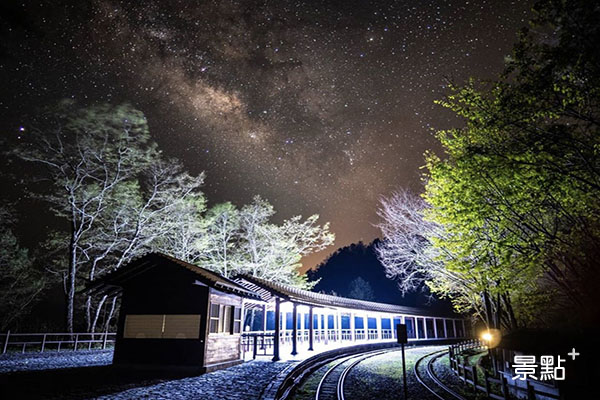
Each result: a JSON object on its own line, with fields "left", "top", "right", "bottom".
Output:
{"left": 12, "top": 101, "right": 205, "bottom": 332}
{"left": 422, "top": 0, "right": 600, "bottom": 330}
{"left": 199, "top": 196, "right": 334, "bottom": 288}
{"left": 10, "top": 100, "right": 334, "bottom": 330}
{"left": 376, "top": 0, "right": 600, "bottom": 331}
{"left": 347, "top": 277, "right": 375, "bottom": 301}
{"left": 375, "top": 190, "right": 490, "bottom": 321}
{"left": 0, "top": 207, "right": 46, "bottom": 331}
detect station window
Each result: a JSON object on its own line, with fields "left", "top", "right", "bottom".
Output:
{"left": 209, "top": 304, "right": 220, "bottom": 333}
{"left": 436, "top": 318, "right": 446, "bottom": 338}
{"left": 124, "top": 314, "right": 200, "bottom": 339}
{"left": 209, "top": 303, "right": 242, "bottom": 334}
{"left": 405, "top": 317, "right": 416, "bottom": 338}
{"left": 233, "top": 307, "right": 242, "bottom": 333}
{"left": 445, "top": 319, "right": 455, "bottom": 337}
{"left": 417, "top": 318, "right": 425, "bottom": 338}
{"left": 426, "top": 318, "right": 435, "bottom": 338}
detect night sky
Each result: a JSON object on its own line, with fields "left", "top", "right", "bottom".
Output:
{"left": 0, "top": 0, "right": 533, "bottom": 269}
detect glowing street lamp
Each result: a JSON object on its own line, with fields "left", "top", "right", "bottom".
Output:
{"left": 480, "top": 329, "right": 501, "bottom": 348}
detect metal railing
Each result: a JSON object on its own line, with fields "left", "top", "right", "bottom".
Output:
{"left": 355, "top": 329, "right": 365, "bottom": 340}
{"left": 367, "top": 329, "right": 379, "bottom": 340}
{"left": 341, "top": 329, "right": 352, "bottom": 340}
{"left": 381, "top": 329, "right": 393, "bottom": 339}
{"left": 1, "top": 331, "right": 116, "bottom": 354}
{"left": 241, "top": 332, "right": 275, "bottom": 359}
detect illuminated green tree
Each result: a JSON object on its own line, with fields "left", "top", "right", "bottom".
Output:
{"left": 423, "top": 0, "right": 600, "bottom": 330}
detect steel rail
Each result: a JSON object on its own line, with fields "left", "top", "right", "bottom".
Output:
{"left": 414, "top": 349, "right": 466, "bottom": 400}
{"left": 314, "top": 349, "right": 395, "bottom": 400}
{"left": 336, "top": 349, "right": 393, "bottom": 400}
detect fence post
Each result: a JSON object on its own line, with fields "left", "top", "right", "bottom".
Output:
{"left": 253, "top": 335, "right": 258, "bottom": 359}
{"left": 41, "top": 334, "right": 47, "bottom": 352}
{"left": 472, "top": 366, "right": 478, "bottom": 391}
{"left": 74, "top": 334, "right": 79, "bottom": 351}
{"left": 484, "top": 370, "right": 491, "bottom": 396}
{"left": 102, "top": 332, "right": 108, "bottom": 349}
{"left": 2, "top": 330, "right": 9, "bottom": 354}
{"left": 526, "top": 380, "right": 536, "bottom": 400}
{"left": 501, "top": 374, "right": 509, "bottom": 400}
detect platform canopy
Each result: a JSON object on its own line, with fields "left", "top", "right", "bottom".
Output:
{"left": 235, "top": 274, "right": 452, "bottom": 317}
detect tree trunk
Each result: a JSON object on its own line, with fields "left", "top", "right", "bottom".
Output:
{"left": 502, "top": 293, "right": 518, "bottom": 331}
{"left": 494, "top": 292, "right": 502, "bottom": 331}
{"left": 103, "top": 296, "right": 118, "bottom": 332}
{"left": 66, "top": 220, "right": 77, "bottom": 334}
{"left": 85, "top": 296, "right": 92, "bottom": 332}
{"left": 481, "top": 290, "right": 493, "bottom": 329}
{"left": 90, "top": 295, "right": 108, "bottom": 334}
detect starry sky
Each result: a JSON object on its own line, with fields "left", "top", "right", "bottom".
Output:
{"left": 0, "top": 0, "right": 533, "bottom": 269}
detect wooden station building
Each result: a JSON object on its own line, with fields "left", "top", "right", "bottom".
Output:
{"left": 89, "top": 253, "right": 261, "bottom": 372}
{"left": 90, "top": 253, "right": 468, "bottom": 372}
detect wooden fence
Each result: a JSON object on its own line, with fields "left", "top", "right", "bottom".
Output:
{"left": 1, "top": 331, "right": 116, "bottom": 354}
{"left": 449, "top": 340, "right": 561, "bottom": 400}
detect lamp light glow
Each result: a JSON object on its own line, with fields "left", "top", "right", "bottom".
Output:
{"left": 479, "top": 329, "right": 501, "bottom": 348}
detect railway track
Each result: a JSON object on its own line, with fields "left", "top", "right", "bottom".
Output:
{"left": 274, "top": 343, "right": 463, "bottom": 400}
{"left": 414, "top": 349, "right": 466, "bottom": 400}
{"left": 314, "top": 349, "right": 394, "bottom": 400}
{"left": 273, "top": 342, "right": 401, "bottom": 400}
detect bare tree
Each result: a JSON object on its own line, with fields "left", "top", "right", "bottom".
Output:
{"left": 375, "top": 188, "right": 518, "bottom": 330}
{"left": 200, "top": 202, "right": 243, "bottom": 278}
{"left": 82, "top": 160, "right": 205, "bottom": 333}
{"left": 14, "top": 102, "right": 159, "bottom": 332}
{"left": 14, "top": 102, "right": 206, "bottom": 333}
{"left": 375, "top": 189, "right": 442, "bottom": 294}
{"left": 236, "top": 196, "right": 334, "bottom": 287}
{"left": 347, "top": 277, "right": 375, "bottom": 301}
{"left": 197, "top": 196, "right": 334, "bottom": 287}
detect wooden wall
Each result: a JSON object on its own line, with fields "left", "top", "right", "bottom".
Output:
{"left": 113, "top": 262, "right": 209, "bottom": 367}
{"left": 204, "top": 289, "right": 243, "bottom": 365}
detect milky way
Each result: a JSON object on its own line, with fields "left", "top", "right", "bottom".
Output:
{"left": 0, "top": 0, "right": 533, "bottom": 268}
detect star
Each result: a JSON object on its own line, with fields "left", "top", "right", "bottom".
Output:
{"left": 0, "top": 0, "right": 535, "bottom": 269}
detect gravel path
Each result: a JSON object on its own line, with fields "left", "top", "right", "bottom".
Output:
{"left": 0, "top": 349, "right": 113, "bottom": 373}
{"left": 95, "top": 360, "right": 294, "bottom": 400}
{"left": 0, "top": 350, "right": 293, "bottom": 399}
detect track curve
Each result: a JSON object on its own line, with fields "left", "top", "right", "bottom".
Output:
{"left": 314, "top": 349, "right": 396, "bottom": 400}
{"left": 414, "top": 349, "right": 465, "bottom": 400}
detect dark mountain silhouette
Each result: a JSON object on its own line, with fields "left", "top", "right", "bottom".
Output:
{"left": 307, "top": 239, "right": 454, "bottom": 314}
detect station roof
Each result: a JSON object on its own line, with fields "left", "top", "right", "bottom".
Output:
{"left": 235, "top": 274, "right": 453, "bottom": 317}
{"left": 86, "top": 253, "right": 261, "bottom": 300}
